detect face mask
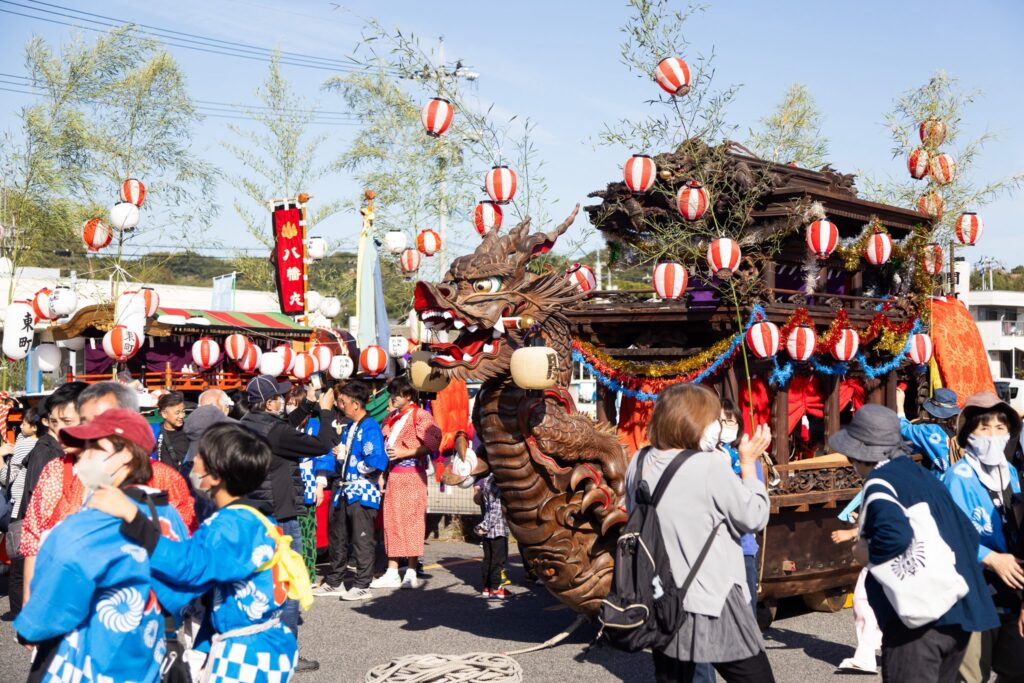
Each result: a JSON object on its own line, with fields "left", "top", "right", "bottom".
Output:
{"left": 74, "top": 455, "right": 117, "bottom": 492}
{"left": 967, "top": 435, "right": 1010, "bottom": 467}
{"left": 285, "top": 405, "right": 297, "bottom": 415}
{"left": 188, "top": 470, "right": 215, "bottom": 496}
{"left": 699, "top": 420, "right": 722, "bottom": 453}
{"left": 720, "top": 427, "right": 739, "bottom": 445}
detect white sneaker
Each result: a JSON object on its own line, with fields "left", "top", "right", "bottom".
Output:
{"left": 369, "top": 570, "right": 402, "bottom": 589}
{"left": 341, "top": 587, "right": 371, "bottom": 601}
{"left": 401, "top": 570, "right": 420, "bottom": 589}
{"left": 837, "top": 657, "right": 876, "bottom": 673}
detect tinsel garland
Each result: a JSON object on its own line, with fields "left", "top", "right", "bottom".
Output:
{"left": 572, "top": 337, "right": 735, "bottom": 378}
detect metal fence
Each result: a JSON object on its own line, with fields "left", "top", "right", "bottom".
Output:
{"left": 426, "top": 478, "right": 480, "bottom": 515}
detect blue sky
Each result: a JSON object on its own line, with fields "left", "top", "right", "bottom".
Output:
{"left": 2, "top": 0, "right": 1022, "bottom": 267}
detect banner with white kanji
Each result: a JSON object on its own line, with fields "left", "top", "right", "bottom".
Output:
{"left": 271, "top": 203, "right": 306, "bottom": 315}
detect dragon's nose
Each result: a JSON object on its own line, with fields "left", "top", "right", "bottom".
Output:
{"left": 414, "top": 281, "right": 454, "bottom": 312}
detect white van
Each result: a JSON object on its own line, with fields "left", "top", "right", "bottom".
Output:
{"left": 994, "top": 378, "right": 1024, "bottom": 415}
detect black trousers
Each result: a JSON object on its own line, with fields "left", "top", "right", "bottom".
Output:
{"left": 7, "top": 556, "right": 24, "bottom": 616}
{"left": 481, "top": 536, "right": 507, "bottom": 589}
{"left": 881, "top": 621, "right": 969, "bottom": 683}
{"left": 652, "top": 650, "right": 775, "bottom": 683}
{"left": 323, "top": 497, "right": 377, "bottom": 589}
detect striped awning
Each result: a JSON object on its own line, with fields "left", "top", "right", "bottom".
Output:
{"left": 155, "top": 307, "right": 309, "bottom": 332}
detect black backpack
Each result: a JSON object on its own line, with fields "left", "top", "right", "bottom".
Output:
{"left": 598, "top": 447, "right": 721, "bottom": 652}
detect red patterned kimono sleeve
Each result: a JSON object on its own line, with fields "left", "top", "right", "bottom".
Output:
{"left": 414, "top": 408, "right": 443, "bottom": 453}
{"left": 151, "top": 460, "right": 196, "bottom": 532}
{"left": 19, "top": 458, "right": 68, "bottom": 557}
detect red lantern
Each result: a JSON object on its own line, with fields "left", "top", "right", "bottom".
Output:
{"left": 676, "top": 181, "right": 709, "bottom": 221}
{"left": 907, "top": 333, "right": 933, "bottom": 365}
{"left": 400, "top": 248, "right": 421, "bottom": 274}
{"left": 654, "top": 56, "right": 691, "bottom": 96}
{"left": 955, "top": 212, "right": 984, "bottom": 246}
{"left": 473, "top": 201, "right": 503, "bottom": 236}
{"left": 192, "top": 337, "right": 221, "bottom": 370}
{"left": 310, "top": 343, "right": 333, "bottom": 371}
{"left": 707, "top": 238, "right": 741, "bottom": 279}
{"left": 32, "top": 288, "right": 53, "bottom": 322}
{"left": 139, "top": 287, "right": 159, "bottom": 317}
{"left": 416, "top": 229, "right": 441, "bottom": 256}
{"left": 103, "top": 325, "right": 141, "bottom": 362}
{"left": 421, "top": 97, "right": 454, "bottom": 137}
{"left": 119, "top": 178, "right": 146, "bottom": 206}
{"left": 865, "top": 233, "right": 893, "bottom": 265}
{"left": 624, "top": 155, "right": 657, "bottom": 193}
{"left": 292, "top": 352, "right": 317, "bottom": 380}
{"left": 917, "top": 191, "right": 944, "bottom": 220}
{"left": 922, "top": 243, "right": 944, "bottom": 275}
{"left": 235, "top": 343, "right": 261, "bottom": 373}
{"left": 225, "top": 333, "right": 250, "bottom": 361}
{"left": 907, "top": 148, "right": 930, "bottom": 179}
{"left": 919, "top": 119, "right": 947, "bottom": 146}
{"left": 273, "top": 344, "right": 295, "bottom": 373}
{"left": 565, "top": 263, "right": 597, "bottom": 293}
{"left": 831, "top": 328, "right": 860, "bottom": 362}
{"left": 806, "top": 219, "right": 838, "bottom": 260}
{"left": 745, "top": 321, "right": 780, "bottom": 359}
{"left": 360, "top": 344, "right": 388, "bottom": 376}
{"left": 786, "top": 325, "right": 816, "bottom": 361}
{"left": 929, "top": 153, "right": 957, "bottom": 185}
{"left": 82, "top": 218, "right": 112, "bottom": 251}
{"left": 485, "top": 166, "right": 517, "bottom": 204}
{"left": 652, "top": 262, "right": 688, "bottom": 299}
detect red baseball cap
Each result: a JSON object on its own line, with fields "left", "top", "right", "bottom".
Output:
{"left": 59, "top": 408, "right": 156, "bottom": 453}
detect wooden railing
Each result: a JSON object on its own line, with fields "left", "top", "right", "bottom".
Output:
{"left": 67, "top": 364, "right": 256, "bottom": 393}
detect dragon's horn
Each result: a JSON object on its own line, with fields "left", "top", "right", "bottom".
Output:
{"left": 477, "top": 215, "right": 532, "bottom": 259}
{"left": 515, "top": 204, "right": 580, "bottom": 263}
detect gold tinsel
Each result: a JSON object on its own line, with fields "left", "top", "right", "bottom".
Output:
{"left": 573, "top": 337, "right": 736, "bottom": 378}
{"left": 876, "top": 327, "right": 909, "bottom": 356}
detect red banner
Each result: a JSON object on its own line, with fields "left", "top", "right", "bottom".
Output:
{"left": 272, "top": 205, "right": 306, "bottom": 315}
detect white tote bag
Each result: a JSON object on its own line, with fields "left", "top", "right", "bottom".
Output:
{"left": 860, "top": 479, "right": 969, "bottom": 628}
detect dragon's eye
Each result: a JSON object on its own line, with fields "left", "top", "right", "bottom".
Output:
{"left": 472, "top": 277, "right": 503, "bottom": 294}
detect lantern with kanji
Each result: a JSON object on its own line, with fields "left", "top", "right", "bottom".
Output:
{"left": 654, "top": 56, "right": 691, "bottom": 96}
{"left": 32, "top": 288, "right": 53, "bottom": 322}
{"left": 292, "top": 352, "right": 317, "bottom": 380}
{"left": 273, "top": 344, "right": 295, "bottom": 373}
{"left": 416, "top": 229, "right": 441, "bottom": 256}
{"left": 421, "top": 97, "right": 454, "bottom": 137}
{"left": 566, "top": 263, "right": 597, "bottom": 293}
{"left": 653, "top": 262, "right": 688, "bottom": 299}
{"left": 360, "top": 345, "right": 388, "bottom": 376}
{"left": 306, "top": 236, "right": 326, "bottom": 260}
{"left": 119, "top": 178, "right": 146, "bottom": 206}
{"left": 624, "top": 155, "right": 657, "bottom": 193}
{"left": 400, "top": 249, "right": 421, "bottom": 274}
{"left": 865, "top": 233, "right": 893, "bottom": 265}
{"left": 82, "top": 218, "right": 112, "bottom": 251}
{"left": 383, "top": 231, "right": 407, "bottom": 255}
{"left": 922, "top": 243, "right": 944, "bottom": 275}
{"left": 806, "top": 219, "right": 838, "bottom": 260}
{"left": 831, "top": 328, "right": 860, "bottom": 362}
{"left": 485, "top": 166, "right": 517, "bottom": 204}
{"left": 47, "top": 285, "right": 77, "bottom": 318}
{"left": 473, "top": 201, "right": 503, "bottom": 236}
{"left": 259, "top": 350, "right": 286, "bottom": 377}
{"left": 236, "top": 343, "right": 261, "bottom": 373}
{"left": 2, "top": 300, "right": 34, "bottom": 361}
{"left": 225, "top": 334, "right": 250, "bottom": 361}
{"left": 319, "top": 297, "right": 341, "bottom": 319}
{"left": 917, "top": 191, "right": 944, "bottom": 220}
{"left": 110, "top": 201, "right": 140, "bottom": 231}
{"left": 919, "top": 119, "right": 947, "bottom": 147}
{"left": 907, "top": 148, "right": 930, "bottom": 179}
{"left": 929, "top": 153, "right": 957, "bottom": 185}
{"left": 676, "top": 181, "right": 709, "bottom": 221}
{"left": 103, "top": 325, "right": 141, "bottom": 362}
{"left": 745, "top": 321, "right": 780, "bottom": 359}
{"left": 329, "top": 354, "right": 354, "bottom": 380}
{"left": 192, "top": 337, "right": 221, "bottom": 370}
{"left": 388, "top": 336, "right": 410, "bottom": 358}
{"left": 907, "top": 333, "right": 933, "bottom": 365}
{"left": 310, "top": 343, "right": 333, "bottom": 370}
{"left": 955, "top": 212, "right": 983, "bottom": 246}
{"left": 786, "top": 325, "right": 816, "bottom": 361}
{"left": 707, "top": 238, "right": 741, "bottom": 279}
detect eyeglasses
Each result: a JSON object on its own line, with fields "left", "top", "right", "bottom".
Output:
{"left": 721, "top": 418, "right": 739, "bottom": 427}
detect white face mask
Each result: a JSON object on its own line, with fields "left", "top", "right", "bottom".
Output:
{"left": 285, "top": 405, "right": 297, "bottom": 415}
{"left": 966, "top": 435, "right": 1010, "bottom": 467}
{"left": 720, "top": 427, "right": 739, "bottom": 445}
{"left": 74, "top": 455, "right": 118, "bottom": 492}
{"left": 699, "top": 420, "right": 722, "bottom": 453}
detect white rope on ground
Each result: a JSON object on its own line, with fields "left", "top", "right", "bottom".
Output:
{"left": 364, "top": 652, "right": 523, "bottom": 682}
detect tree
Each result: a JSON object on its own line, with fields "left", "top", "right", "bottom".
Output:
{"left": 748, "top": 83, "right": 829, "bottom": 168}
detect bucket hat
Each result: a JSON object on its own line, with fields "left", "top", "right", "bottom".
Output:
{"left": 829, "top": 404, "right": 907, "bottom": 463}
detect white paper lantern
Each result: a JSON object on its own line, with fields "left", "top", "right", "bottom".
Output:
{"left": 185, "top": 316, "right": 210, "bottom": 326}
{"left": 306, "top": 236, "right": 326, "bottom": 260}
{"left": 510, "top": 346, "right": 559, "bottom": 390}
{"left": 47, "top": 285, "right": 78, "bottom": 318}
{"left": 109, "top": 201, "right": 141, "bottom": 230}
{"left": 305, "top": 290, "right": 322, "bottom": 313}
{"left": 115, "top": 292, "right": 148, "bottom": 336}
{"left": 328, "top": 354, "right": 354, "bottom": 380}
{"left": 407, "top": 350, "right": 450, "bottom": 393}
{"left": 389, "top": 336, "right": 410, "bottom": 358}
{"left": 383, "top": 231, "right": 407, "bottom": 255}
{"left": 2, "top": 301, "right": 34, "bottom": 360}
{"left": 259, "top": 350, "right": 286, "bottom": 376}
{"left": 35, "top": 343, "right": 62, "bottom": 373}
{"left": 310, "top": 344, "right": 333, "bottom": 370}
{"left": 192, "top": 337, "right": 221, "bottom": 369}
{"left": 319, "top": 296, "right": 341, "bottom": 319}
{"left": 102, "top": 325, "right": 142, "bottom": 362}
{"left": 57, "top": 336, "right": 86, "bottom": 351}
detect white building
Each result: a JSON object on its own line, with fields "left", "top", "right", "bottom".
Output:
{"left": 956, "top": 259, "right": 1024, "bottom": 380}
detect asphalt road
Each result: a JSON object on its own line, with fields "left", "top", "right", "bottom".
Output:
{"left": 1, "top": 540, "right": 879, "bottom": 682}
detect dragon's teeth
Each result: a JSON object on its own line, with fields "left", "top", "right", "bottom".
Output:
{"left": 442, "top": 311, "right": 453, "bottom": 319}
{"left": 482, "top": 343, "right": 494, "bottom": 353}
{"left": 492, "top": 329, "right": 502, "bottom": 339}
{"left": 493, "top": 319, "right": 505, "bottom": 334}
{"left": 462, "top": 352, "right": 473, "bottom": 361}
{"left": 453, "top": 320, "right": 465, "bottom": 330}
{"left": 467, "top": 324, "right": 479, "bottom": 333}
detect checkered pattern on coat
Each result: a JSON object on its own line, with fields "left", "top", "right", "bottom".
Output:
{"left": 207, "top": 639, "right": 297, "bottom": 683}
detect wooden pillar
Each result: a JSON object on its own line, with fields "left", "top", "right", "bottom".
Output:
{"left": 596, "top": 383, "right": 608, "bottom": 423}
{"left": 723, "top": 365, "right": 740, "bottom": 408}
{"left": 773, "top": 387, "right": 790, "bottom": 466}
{"left": 596, "top": 384, "right": 618, "bottom": 426}
{"left": 825, "top": 376, "right": 841, "bottom": 445}
{"left": 762, "top": 261, "right": 776, "bottom": 292}
{"left": 884, "top": 371, "right": 898, "bottom": 411}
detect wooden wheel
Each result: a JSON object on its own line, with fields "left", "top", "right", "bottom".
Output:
{"left": 801, "top": 588, "right": 849, "bottom": 613}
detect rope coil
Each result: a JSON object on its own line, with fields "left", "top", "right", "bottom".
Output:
{"left": 364, "top": 652, "right": 523, "bottom": 683}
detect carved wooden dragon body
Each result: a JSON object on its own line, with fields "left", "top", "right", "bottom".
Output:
{"left": 414, "top": 206, "right": 629, "bottom": 615}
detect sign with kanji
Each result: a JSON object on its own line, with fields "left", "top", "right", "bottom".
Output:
{"left": 272, "top": 204, "right": 307, "bottom": 315}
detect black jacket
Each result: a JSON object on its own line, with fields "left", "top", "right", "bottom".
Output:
{"left": 16, "top": 433, "right": 64, "bottom": 520}
{"left": 240, "top": 405, "right": 339, "bottom": 522}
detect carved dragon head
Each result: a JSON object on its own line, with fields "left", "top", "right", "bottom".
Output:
{"left": 413, "top": 205, "right": 582, "bottom": 383}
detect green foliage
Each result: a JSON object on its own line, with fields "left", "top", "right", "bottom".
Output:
{"left": 747, "top": 83, "right": 829, "bottom": 168}
{"left": 970, "top": 267, "right": 1024, "bottom": 292}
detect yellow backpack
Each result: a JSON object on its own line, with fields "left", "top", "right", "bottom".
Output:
{"left": 233, "top": 505, "right": 314, "bottom": 611}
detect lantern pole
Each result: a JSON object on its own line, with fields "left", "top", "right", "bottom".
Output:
{"left": 948, "top": 239, "right": 956, "bottom": 298}
{"left": 299, "top": 193, "right": 309, "bottom": 327}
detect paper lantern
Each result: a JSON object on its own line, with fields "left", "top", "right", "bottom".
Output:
{"left": 745, "top": 321, "right": 780, "bottom": 359}
{"left": 310, "top": 343, "right": 333, "bottom": 370}
{"left": 383, "top": 231, "right": 408, "bottom": 255}
{"left": 417, "top": 229, "right": 441, "bottom": 256}
{"left": 103, "top": 325, "right": 141, "bottom": 362}
{"left": 47, "top": 285, "right": 77, "bottom": 318}
{"left": 919, "top": 119, "right": 947, "bottom": 146}
{"left": 360, "top": 345, "right": 388, "bottom": 376}
{"left": 328, "top": 354, "right": 354, "bottom": 380}
{"left": 786, "top": 325, "right": 816, "bottom": 361}
{"left": 511, "top": 346, "right": 560, "bottom": 390}
{"left": 119, "top": 178, "right": 146, "bottom": 206}
{"left": 485, "top": 166, "right": 517, "bottom": 204}
{"left": 565, "top": 263, "right": 597, "bottom": 293}
{"left": 707, "top": 238, "right": 741, "bottom": 279}
{"left": 388, "top": 336, "right": 410, "bottom": 358}
{"left": 35, "top": 343, "right": 61, "bottom": 373}
{"left": 955, "top": 212, "right": 983, "bottom": 246}
{"left": 225, "top": 333, "right": 250, "bottom": 360}
{"left": 400, "top": 249, "right": 421, "bottom": 274}
{"left": 864, "top": 233, "right": 893, "bottom": 265}
{"left": 624, "top": 155, "right": 657, "bottom": 193}
{"left": 319, "top": 296, "right": 341, "bottom": 319}
{"left": 473, "top": 201, "right": 503, "bottom": 236}
{"left": 917, "top": 191, "right": 944, "bottom": 220}
{"left": 139, "top": 287, "right": 159, "bottom": 317}
{"left": 907, "top": 148, "right": 930, "bottom": 180}
{"left": 292, "top": 352, "right": 317, "bottom": 380}
{"left": 186, "top": 316, "right": 209, "bottom": 326}
{"left": 654, "top": 56, "right": 691, "bottom": 96}
{"left": 421, "top": 97, "right": 454, "bottom": 137}
{"left": 408, "top": 350, "right": 449, "bottom": 393}
{"left": 273, "top": 344, "right": 295, "bottom": 373}
{"left": 676, "top": 181, "right": 709, "bottom": 221}
{"left": 907, "top": 333, "right": 933, "bottom": 365}
{"left": 305, "top": 290, "right": 322, "bottom": 314}
{"left": 82, "top": 218, "right": 112, "bottom": 251}
{"left": 236, "top": 343, "right": 261, "bottom": 373}
{"left": 192, "top": 337, "right": 221, "bottom": 370}
{"left": 32, "top": 288, "right": 53, "bottom": 322}
{"left": 259, "top": 350, "right": 286, "bottom": 377}
{"left": 110, "top": 201, "right": 140, "bottom": 230}
{"left": 57, "top": 336, "right": 86, "bottom": 351}
{"left": 922, "top": 243, "right": 944, "bottom": 275}
{"left": 806, "top": 219, "right": 838, "bottom": 260}
{"left": 831, "top": 328, "right": 860, "bottom": 362}
{"left": 306, "top": 236, "right": 326, "bottom": 260}
{"left": 652, "top": 262, "right": 688, "bottom": 299}
{"left": 929, "top": 153, "right": 957, "bottom": 186}
{"left": 114, "top": 292, "right": 147, "bottom": 336}
{"left": 2, "top": 301, "right": 34, "bottom": 360}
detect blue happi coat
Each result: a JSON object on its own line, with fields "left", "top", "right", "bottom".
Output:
{"left": 900, "top": 417, "right": 951, "bottom": 472}
{"left": 942, "top": 457, "right": 1021, "bottom": 562}
{"left": 332, "top": 415, "right": 388, "bottom": 510}
{"left": 15, "top": 490, "right": 191, "bottom": 683}
{"left": 298, "top": 417, "right": 335, "bottom": 505}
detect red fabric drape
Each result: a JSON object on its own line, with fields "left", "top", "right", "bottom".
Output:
{"left": 839, "top": 378, "right": 865, "bottom": 412}
{"left": 430, "top": 378, "right": 472, "bottom": 453}
{"left": 787, "top": 375, "right": 825, "bottom": 434}
{"left": 617, "top": 380, "right": 659, "bottom": 454}
{"left": 738, "top": 377, "right": 771, "bottom": 437}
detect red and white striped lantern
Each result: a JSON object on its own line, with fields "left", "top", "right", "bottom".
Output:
{"left": 119, "top": 178, "right": 146, "bottom": 206}
{"left": 707, "top": 237, "right": 741, "bottom": 279}
{"left": 565, "top": 263, "right": 597, "bottom": 293}
{"left": 139, "top": 287, "right": 159, "bottom": 317}
{"left": 955, "top": 212, "right": 984, "bottom": 246}
{"left": 485, "top": 166, "right": 517, "bottom": 204}
{"left": 360, "top": 344, "right": 388, "bottom": 376}
{"left": 676, "top": 181, "right": 709, "bottom": 221}
{"left": 473, "top": 201, "right": 503, "bottom": 236}
{"left": 624, "top": 155, "right": 657, "bottom": 193}
{"left": 82, "top": 218, "right": 112, "bottom": 251}
{"left": 32, "top": 288, "right": 53, "bottom": 321}
{"left": 421, "top": 97, "right": 454, "bottom": 137}
{"left": 192, "top": 337, "right": 221, "bottom": 370}
{"left": 831, "top": 328, "right": 860, "bottom": 362}
{"left": 907, "top": 333, "right": 934, "bottom": 365}
{"left": 745, "top": 321, "right": 780, "bottom": 359}
{"left": 400, "top": 248, "right": 421, "bottom": 274}
{"left": 292, "top": 352, "right": 317, "bottom": 380}
{"left": 652, "top": 262, "right": 688, "bottom": 299}
{"left": 273, "top": 344, "right": 295, "bottom": 373}
{"left": 654, "top": 56, "right": 691, "bottom": 96}
{"left": 235, "top": 343, "right": 261, "bottom": 373}
{"left": 907, "top": 148, "right": 930, "bottom": 180}
{"left": 786, "top": 325, "right": 816, "bottom": 361}
{"left": 929, "top": 153, "right": 957, "bottom": 185}
{"left": 806, "top": 219, "right": 838, "bottom": 260}
{"left": 103, "top": 325, "right": 141, "bottom": 362}
{"left": 864, "top": 233, "right": 893, "bottom": 265}
{"left": 922, "top": 243, "right": 944, "bottom": 275}
{"left": 917, "top": 191, "right": 944, "bottom": 220}
{"left": 416, "top": 229, "right": 441, "bottom": 256}
{"left": 225, "top": 333, "right": 250, "bottom": 361}
{"left": 919, "top": 119, "right": 947, "bottom": 147}
{"left": 310, "top": 343, "right": 333, "bottom": 371}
